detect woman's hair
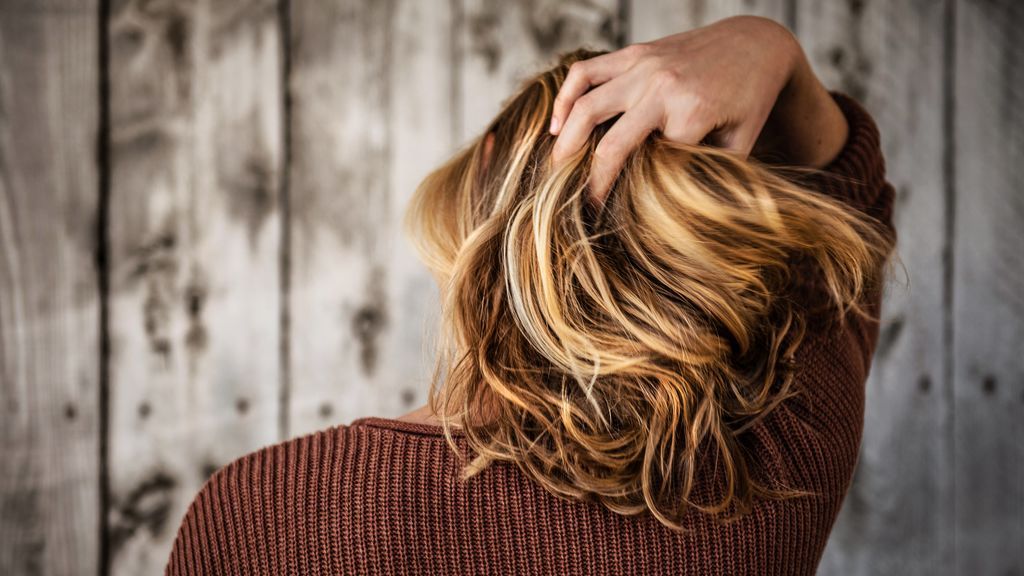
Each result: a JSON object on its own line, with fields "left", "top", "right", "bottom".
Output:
{"left": 403, "top": 47, "right": 898, "bottom": 531}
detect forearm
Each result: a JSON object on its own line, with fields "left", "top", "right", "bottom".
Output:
{"left": 751, "top": 33, "right": 849, "bottom": 169}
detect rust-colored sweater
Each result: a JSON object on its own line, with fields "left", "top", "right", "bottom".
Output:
{"left": 165, "top": 91, "right": 896, "bottom": 576}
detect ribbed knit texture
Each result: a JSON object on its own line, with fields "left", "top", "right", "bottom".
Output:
{"left": 165, "top": 91, "right": 896, "bottom": 576}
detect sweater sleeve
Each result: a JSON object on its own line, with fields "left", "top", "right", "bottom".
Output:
{"left": 804, "top": 90, "right": 896, "bottom": 231}
{"left": 782, "top": 90, "right": 898, "bottom": 335}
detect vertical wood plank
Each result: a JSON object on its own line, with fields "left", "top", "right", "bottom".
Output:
{"left": 287, "top": 0, "right": 399, "bottom": 435}
{"left": 456, "top": 0, "right": 623, "bottom": 146}
{"left": 379, "top": 0, "right": 456, "bottom": 416}
{"left": 0, "top": 1, "right": 101, "bottom": 574}
{"left": 106, "top": 1, "right": 283, "bottom": 573}
{"left": 952, "top": 0, "right": 1024, "bottom": 573}
{"left": 287, "top": 0, "right": 458, "bottom": 435}
{"left": 793, "top": 1, "right": 952, "bottom": 574}
{"left": 628, "top": 0, "right": 790, "bottom": 44}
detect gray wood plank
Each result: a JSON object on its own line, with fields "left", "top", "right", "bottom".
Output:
{"left": 0, "top": 2, "right": 101, "bottom": 574}
{"left": 456, "top": 0, "right": 622, "bottom": 146}
{"left": 287, "top": 0, "right": 459, "bottom": 434}
{"left": 628, "top": 0, "right": 789, "bottom": 43}
{"left": 376, "top": 0, "right": 456, "bottom": 418}
{"left": 287, "top": 0, "right": 405, "bottom": 435}
{"left": 105, "top": 1, "right": 284, "bottom": 573}
{"left": 952, "top": 0, "right": 1024, "bottom": 573}
{"left": 793, "top": 2, "right": 952, "bottom": 574}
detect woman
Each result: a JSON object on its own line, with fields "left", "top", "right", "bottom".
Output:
{"left": 166, "top": 15, "right": 898, "bottom": 576}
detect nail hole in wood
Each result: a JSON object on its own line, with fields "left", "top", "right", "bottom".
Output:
{"left": 201, "top": 462, "right": 219, "bottom": 480}
{"left": 917, "top": 374, "right": 931, "bottom": 393}
{"left": 64, "top": 403, "right": 77, "bottom": 421}
{"left": 138, "top": 401, "right": 152, "bottom": 419}
{"left": 319, "top": 402, "right": 333, "bottom": 418}
{"left": 829, "top": 46, "right": 845, "bottom": 67}
{"left": 235, "top": 397, "right": 249, "bottom": 415}
{"left": 401, "top": 388, "right": 416, "bottom": 406}
{"left": 981, "top": 375, "right": 997, "bottom": 395}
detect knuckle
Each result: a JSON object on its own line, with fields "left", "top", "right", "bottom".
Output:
{"left": 686, "top": 90, "right": 713, "bottom": 115}
{"left": 567, "top": 60, "right": 589, "bottom": 80}
{"left": 573, "top": 95, "right": 596, "bottom": 119}
{"left": 623, "top": 42, "right": 651, "bottom": 59}
{"left": 652, "top": 68, "right": 682, "bottom": 91}
{"left": 594, "top": 138, "right": 623, "bottom": 163}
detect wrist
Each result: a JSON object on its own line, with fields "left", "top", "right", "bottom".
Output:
{"left": 754, "top": 41, "right": 849, "bottom": 168}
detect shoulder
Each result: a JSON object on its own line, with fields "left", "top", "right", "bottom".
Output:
{"left": 163, "top": 425, "right": 351, "bottom": 575}
{"left": 164, "top": 421, "right": 472, "bottom": 575}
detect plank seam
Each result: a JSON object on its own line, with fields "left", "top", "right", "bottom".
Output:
{"left": 941, "top": 0, "right": 958, "bottom": 570}
{"left": 278, "top": 0, "right": 293, "bottom": 442}
{"left": 96, "top": 0, "right": 113, "bottom": 574}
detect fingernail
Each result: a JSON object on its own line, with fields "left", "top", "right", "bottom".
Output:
{"left": 549, "top": 116, "right": 560, "bottom": 134}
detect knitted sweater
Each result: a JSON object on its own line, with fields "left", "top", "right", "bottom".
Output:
{"left": 164, "top": 91, "right": 896, "bottom": 576}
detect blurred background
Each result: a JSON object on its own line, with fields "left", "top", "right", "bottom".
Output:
{"left": 1, "top": 0, "right": 1021, "bottom": 574}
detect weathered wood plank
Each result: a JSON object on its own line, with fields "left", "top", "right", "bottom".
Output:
{"left": 793, "top": 1, "right": 953, "bottom": 574}
{"left": 952, "top": 0, "right": 1024, "bottom": 573}
{"left": 628, "top": 0, "right": 790, "bottom": 43}
{"left": 287, "top": 0, "right": 459, "bottom": 434}
{"left": 287, "top": 0, "right": 400, "bottom": 435}
{"left": 106, "top": 1, "right": 283, "bottom": 573}
{"left": 376, "top": 0, "right": 456, "bottom": 417}
{"left": 0, "top": 1, "right": 101, "bottom": 574}
{"left": 456, "top": 0, "right": 623, "bottom": 146}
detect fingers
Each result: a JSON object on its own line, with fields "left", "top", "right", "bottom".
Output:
{"left": 659, "top": 93, "right": 717, "bottom": 145}
{"left": 551, "top": 73, "right": 639, "bottom": 163}
{"left": 587, "top": 101, "right": 661, "bottom": 205}
{"left": 550, "top": 44, "right": 646, "bottom": 136}
{"left": 707, "top": 122, "right": 760, "bottom": 160}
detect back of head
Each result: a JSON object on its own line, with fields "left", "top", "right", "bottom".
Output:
{"left": 403, "top": 48, "right": 895, "bottom": 530}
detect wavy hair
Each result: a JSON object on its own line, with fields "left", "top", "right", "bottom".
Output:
{"left": 403, "top": 47, "right": 898, "bottom": 531}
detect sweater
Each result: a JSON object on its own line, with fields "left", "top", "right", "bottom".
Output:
{"left": 164, "top": 91, "right": 896, "bottom": 576}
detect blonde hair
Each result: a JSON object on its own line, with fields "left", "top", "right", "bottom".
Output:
{"left": 403, "top": 47, "right": 898, "bottom": 531}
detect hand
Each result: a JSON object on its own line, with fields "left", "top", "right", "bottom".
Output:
{"left": 549, "top": 15, "right": 805, "bottom": 205}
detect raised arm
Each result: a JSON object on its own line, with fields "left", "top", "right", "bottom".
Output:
{"left": 548, "top": 15, "right": 850, "bottom": 202}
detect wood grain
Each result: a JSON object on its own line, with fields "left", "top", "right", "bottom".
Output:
{"left": 377, "top": 0, "right": 455, "bottom": 419}
{"left": 456, "top": 0, "right": 622, "bottom": 146}
{"left": 794, "top": 1, "right": 954, "bottom": 574}
{"left": 0, "top": 2, "right": 101, "bottom": 574}
{"left": 105, "top": 0, "right": 283, "bottom": 573}
{"left": 952, "top": 0, "right": 1024, "bottom": 573}
{"left": 628, "top": 0, "right": 790, "bottom": 42}
{"left": 285, "top": 0, "right": 456, "bottom": 433}
{"left": 287, "top": 0, "right": 399, "bottom": 435}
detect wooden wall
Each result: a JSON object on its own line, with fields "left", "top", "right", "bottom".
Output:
{"left": 0, "top": 0, "right": 1020, "bottom": 574}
